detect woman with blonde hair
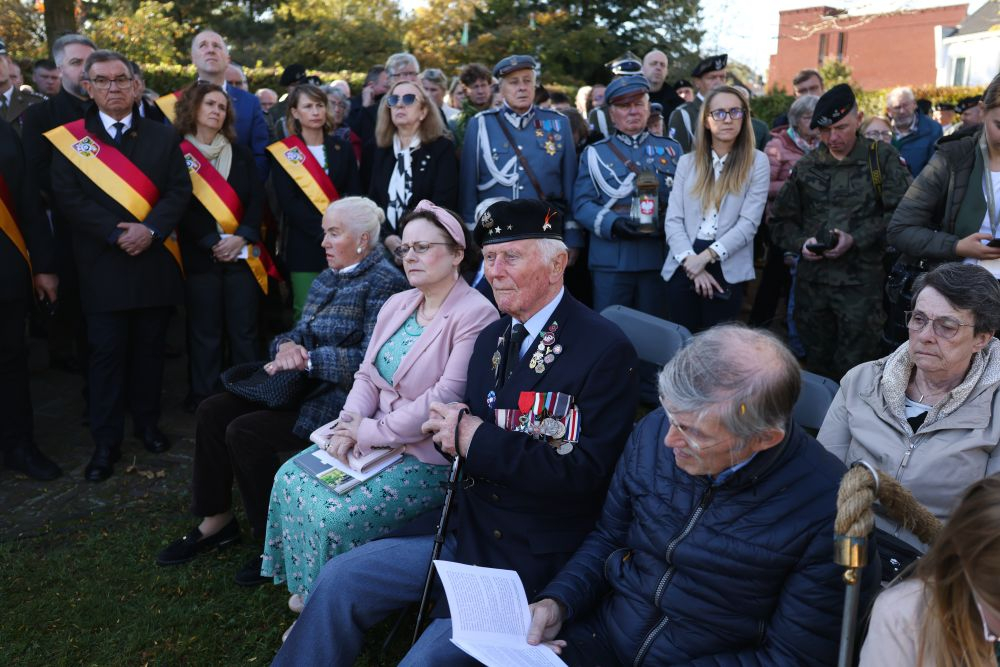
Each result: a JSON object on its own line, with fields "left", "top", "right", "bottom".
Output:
{"left": 366, "top": 79, "right": 458, "bottom": 259}
{"left": 860, "top": 475, "right": 1000, "bottom": 666}
{"left": 661, "top": 84, "right": 769, "bottom": 332}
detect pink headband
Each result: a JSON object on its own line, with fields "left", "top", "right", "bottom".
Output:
{"left": 412, "top": 200, "right": 466, "bottom": 248}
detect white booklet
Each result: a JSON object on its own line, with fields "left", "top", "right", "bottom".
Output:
{"left": 433, "top": 560, "right": 569, "bottom": 667}
{"left": 293, "top": 421, "right": 402, "bottom": 494}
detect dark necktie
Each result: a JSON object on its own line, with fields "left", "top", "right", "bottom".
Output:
{"left": 0, "top": 94, "right": 8, "bottom": 118}
{"left": 505, "top": 324, "right": 529, "bottom": 381}
{"left": 112, "top": 121, "right": 125, "bottom": 145}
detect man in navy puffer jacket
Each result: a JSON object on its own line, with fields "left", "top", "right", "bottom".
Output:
{"left": 528, "top": 325, "right": 880, "bottom": 666}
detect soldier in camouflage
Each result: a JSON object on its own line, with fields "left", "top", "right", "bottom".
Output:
{"left": 769, "top": 84, "right": 911, "bottom": 381}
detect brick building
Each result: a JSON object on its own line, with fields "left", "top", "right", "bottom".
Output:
{"left": 768, "top": 4, "right": 969, "bottom": 91}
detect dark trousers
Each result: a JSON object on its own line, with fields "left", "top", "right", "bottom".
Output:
{"left": 748, "top": 244, "right": 791, "bottom": 326}
{"left": 795, "top": 279, "right": 883, "bottom": 382}
{"left": 665, "top": 265, "right": 744, "bottom": 334}
{"left": 0, "top": 297, "right": 34, "bottom": 453}
{"left": 191, "top": 392, "right": 305, "bottom": 540}
{"left": 185, "top": 264, "right": 261, "bottom": 399}
{"left": 591, "top": 269, "right": 668, "bottom": 319}
{"left": 86, "top": 306, "right": 172, "bottom": 447}
{"left": 557, "top": 610, "right": 623, "bottom": 667}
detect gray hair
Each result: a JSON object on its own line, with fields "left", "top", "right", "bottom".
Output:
{"left": 83, "top": 50, "right": 132, "bottom": 77}
{"left": 322, "top": 85, "right": 348, "bottom": 104}
{"left": 53, "top": 34, "right": 97, "bottom": 67}
{"left": 536, "top": 238, "right": 568, "bottom": 264}
{"left": 911, "top": 262, "right": 1000, "bottom": 335}
{"left": 887, "top": 86, "right": 915, "bottom": 105}
{"left": 325, "top": 197, "right": 382, "bottom": 251}
{"left": 658, "top": 324, "right": 800, "bottom": 445}
{"left": 787, "top": 94, "right": 818, "bottom": 128}
{"left": 386, "top": 53, "right": 419, "bottom": 77}
{"left": 420, "top": 68, "right": 448, "bottom": 88}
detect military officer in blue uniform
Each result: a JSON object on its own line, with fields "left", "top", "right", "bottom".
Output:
{"left": 459, "top": 55, "right": 582, "bottom": 250}
{"left": 574, "top": 75, "right": 681, "bottom": 317}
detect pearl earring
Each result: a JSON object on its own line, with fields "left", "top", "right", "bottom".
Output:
{"left": 356, "top": 246, "right": 363, "bottom": 254}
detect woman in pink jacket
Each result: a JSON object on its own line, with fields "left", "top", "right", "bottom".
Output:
{"left": 261, "top": 200, "right": 498, "bottom": 618}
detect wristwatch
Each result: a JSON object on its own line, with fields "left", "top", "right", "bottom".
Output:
{"left": 706, "top": 247, "right": 720, "bottom": 263}
{"left": 147, "top": 227, "right": 158, "bottom": 240}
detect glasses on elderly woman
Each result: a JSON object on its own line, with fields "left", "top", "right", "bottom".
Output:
{"left": 387, "top": 93, "right": 418, "bottom": 108}
{"left": 708, "top": 107, "right": 745, "bottom": 122}
{"left": 904, "top": 311, "right": 974, "bottom": 339}
{"left": 393, "top": 241, "right": 451, "bottom": 258}
{"left": 864, "top": 129, "right": 893, "bottom": 141}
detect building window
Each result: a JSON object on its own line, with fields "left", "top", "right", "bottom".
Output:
{"left": 818, "top": 34, "right": 828, "bottom": 66}
{"left": 836, "top": 32, "right": 846, "bottom": 62}
{"left": 953, "top": 57, "right": 966, "bottom": 86}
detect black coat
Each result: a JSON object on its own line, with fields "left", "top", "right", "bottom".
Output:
{"left": 432, "top": 293, "right": 639, "bottom": 607}
{"left": 50, "top": 106, "right": 191, "bottom": 313}
{"left": 178, "top": 142, "right": 263, "bottom": 275}
{"left": 365, "top": 135, "right": 459, "bottom": 238}
{"left": 270, "top": 133, "right": 361, "bottom": 272}
{"left": 0, "top": 118, "right": 55, "bottom": 301}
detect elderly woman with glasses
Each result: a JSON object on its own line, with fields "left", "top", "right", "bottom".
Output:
{"left": 419, "top": 68, "right": 458, "bottom": 123}
{"left": 819, "top": 262, "right": 1000, "bottom": 579}
{"left": 261, "top": 201, "right": 496, "bottom": 634}
{"left": 322, "top": 84, "right": 361, "bottom": 163}
{"left": 365, "top": 80, "right": 459, "bottom": 261}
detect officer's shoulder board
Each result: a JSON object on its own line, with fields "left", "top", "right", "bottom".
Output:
{"left": 538, "top": 107, "right": 568, "bottom": 120}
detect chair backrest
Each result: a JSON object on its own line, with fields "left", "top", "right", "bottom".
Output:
{"left": 599, "top": 305, "right": 693, "bottom": 367}
{"left": 794, "top": 369, "right": 840, "bottom": 431}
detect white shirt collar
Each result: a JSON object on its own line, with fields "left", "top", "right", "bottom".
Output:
{"left": 1, "top": 87, "right": 12, "bottom": 104}
{"left": 334, "top": 261, "right": 360, "bottom": 274}
{"left": 513, "top": 287, "right": 565, "bottom": 358}
{"left": 98, "top": 110, "right": 133, "bottom": 138}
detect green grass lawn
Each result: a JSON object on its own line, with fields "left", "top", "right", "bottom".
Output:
{"left": 0, "top": 497, "right": 413, "bottom": 666}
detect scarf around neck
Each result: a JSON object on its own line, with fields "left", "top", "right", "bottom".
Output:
{"left": 387, "top": 133, "right": 421, "bottom": 230}
{"left": 185, "top": 132, "right": 233, "bottom": 180}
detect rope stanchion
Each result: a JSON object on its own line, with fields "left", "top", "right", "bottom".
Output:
{"left": 833, "top": 462, "right": 944, "bottom": 667}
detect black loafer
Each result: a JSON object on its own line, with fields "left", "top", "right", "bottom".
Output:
{"left": 156, "top": 517, "right": 241, "bottom": 566}
{"left": 134, "top": 426, "right": 171, "bottom": 454}
{"left": 234, "top": 554, "right": 269, "bottom": 587}
{"left": 5, "top": 444, "right": 63, "bottom": 481}
{"left": 85, "top": 445, "right": 122, "bottom": 482}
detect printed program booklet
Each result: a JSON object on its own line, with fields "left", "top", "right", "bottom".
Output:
{"left": 433, "top": 560, "right": 569, "bottom": 667}
{"left": 293, "top": 421, "right": 402, "bottom": 494}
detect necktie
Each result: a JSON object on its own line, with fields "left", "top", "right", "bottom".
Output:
{"left": 112, "top": 122, "right": 125, "bottom": 145}
{"left": 0, "top": 94, "right": 8, "bottom": 118}
{"left": 505, "top": 324, "right": 529, "bottom": 381}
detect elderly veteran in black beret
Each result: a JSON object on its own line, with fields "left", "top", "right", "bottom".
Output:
{"left": 954, "top": 94, "right": 984, "bottom": 134}
{"left": 667, "top": 53, "right": 728, "bottom": 153}
{"left": 273, "top": 199, "right": 639, "bottom": 667}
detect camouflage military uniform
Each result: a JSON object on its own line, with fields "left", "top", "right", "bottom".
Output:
{"left": 768, "top": 135, "right": 910, "bottom": 381}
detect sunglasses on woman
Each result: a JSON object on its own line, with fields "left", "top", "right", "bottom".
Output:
{"left": 387, "top": 94, "right": 418, "bottom": 108}
{"left": 708, "top": 107, "right": 745, "bottom": 122}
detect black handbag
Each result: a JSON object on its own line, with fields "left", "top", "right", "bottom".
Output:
{"left": 220, "top": 362, "right": 312, "bottom": 409}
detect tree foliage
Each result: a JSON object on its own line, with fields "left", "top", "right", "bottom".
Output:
{"left": 1, "top": 0, "right": 46, "bottom": 60}
{"left": 84, "top": 0, "right": 192, "bottom": 63}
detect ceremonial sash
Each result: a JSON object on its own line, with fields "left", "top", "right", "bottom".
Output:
{"left": 154, "top": 90, "right": 181, "bottom": 123}
{"left": 43, "top": 119, "right": 183, "bottom": 271}
{"left": 266, "top": 136, "right": 339, "bottom": 214}
{"left": 0, "top": 173, "right": 31, "bottom": 272}
{"left": 180, "top": 139, "right": 276, "bottom": 294}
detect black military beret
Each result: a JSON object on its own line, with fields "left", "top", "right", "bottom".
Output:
{"left": 934, "top": 102, "right": 955, "bottom": 111}
{"left": 956, "top": 96, "right": 982, "bottom": 114}
{"left": 280, "top": 64, "right": 307, "bottom": 87}
{"left": 810, "top": 83, "right": 857, "bottom": 129}
{"left": 493, "top": 55, "right": 537, "bottom": 79}
{"left": 673, "top": 79, "right": 694, "bottom": 91}
{"left": 475, "top": 199, "right": 564, "bottom": 247}
{"left": 691, "top": 54, "right": 727, "bottom": 78}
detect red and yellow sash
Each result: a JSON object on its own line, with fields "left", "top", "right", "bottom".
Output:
{"left": 180, "top": 140, "right": 278, "bottom": 294}
{"left": 0, "top": 173, "right": 31, "bottom": 272}
{"left": 43, "top": 119, "right": 183, "bottom": 271}
{"left": 154, "top": 90, "right": 181, "bottom": 123}
{"left": 266, "top": 136, "right": 339, "bottom": 214}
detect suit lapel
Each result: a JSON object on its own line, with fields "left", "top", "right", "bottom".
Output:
{"left": 392, "top": 282, "right": 467, "bottom": 384}
{"left": 498, "top": 294, "right": 573, "bottom": 399}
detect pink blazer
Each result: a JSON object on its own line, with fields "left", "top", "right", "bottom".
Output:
{"left": 341, "top": 278, "right": 498, "bottom": 464}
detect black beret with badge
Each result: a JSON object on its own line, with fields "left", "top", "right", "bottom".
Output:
{"left": 493, "top": 54, "right": 538, "bottom": 80}
{"left": 955, "top": 95, "right": 982, "bottom": 114}
{"left": 475, "top": 199, "right": 564, "bottom": 247}
{"left": 810, "top": 83, "right": 857, "bottom": 129}
{"left": 280, "top": 64, "right": 307, "bottom": 87}
{"left": 691, "top": 54, "right": 727, "bottom": 78}
{"left": 673, "top": 79, "right": 693, "bottom": 91}
{"left": 934, "top": 102, "right": 955, "bottom": 112}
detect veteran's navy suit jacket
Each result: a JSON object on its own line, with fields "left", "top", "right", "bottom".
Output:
{"left": 412, "top": 292, "right": 639, "bottom": 608}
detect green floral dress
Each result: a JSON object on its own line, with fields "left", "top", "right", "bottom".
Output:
{"left": 261, "top": 314, "right": 449, "bottom": 597}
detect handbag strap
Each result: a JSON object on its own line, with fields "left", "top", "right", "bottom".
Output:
{"left": 494, "top": 115, "right": 548, "bottom": 201}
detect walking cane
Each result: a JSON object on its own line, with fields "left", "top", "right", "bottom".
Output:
{"left": 412, "top": 408, "right": 468, "bottom": 646}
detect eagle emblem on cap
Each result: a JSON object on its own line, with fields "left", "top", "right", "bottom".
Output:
{"left": 481, "top": 211, "right": 495, "bottom": 229}
{"left": 713, "top": 57, "right": 725, "bottom": 70}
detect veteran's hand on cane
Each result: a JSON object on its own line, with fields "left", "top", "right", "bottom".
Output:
{"left": 527, "top": 599, "right": 567, "bottom": 654}
{"left": 212, "top": 235, "right": 246, "bottom": 263}
{"left": 266, "top": 342, "right": 309, "bottom": 375}
{"left": 955, "top": 232, "right": 1000, "bottom": 260}
{"left": 422, "top": 401, "right": 480, "bottom": 458}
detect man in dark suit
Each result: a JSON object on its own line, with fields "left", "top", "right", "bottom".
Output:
{"left": 21, "top": 34, "right": 96, "bottom": 377}
{"left": 190, "top": 30, "right": 269, "bottom": 177}
{"left": 0, "top": 117, "right": 62, "bottom": 480}
{"left": 0, "top": 41, "right": 46, "bottom": 135}
{"left": 129, "top": 61, "right": 166, "bottom": 124}
{"left": 273, "top": 199, "right": 639, "bottom": 666}
{"left": 49, "top": 50, "right": 191, "bottom": 481}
